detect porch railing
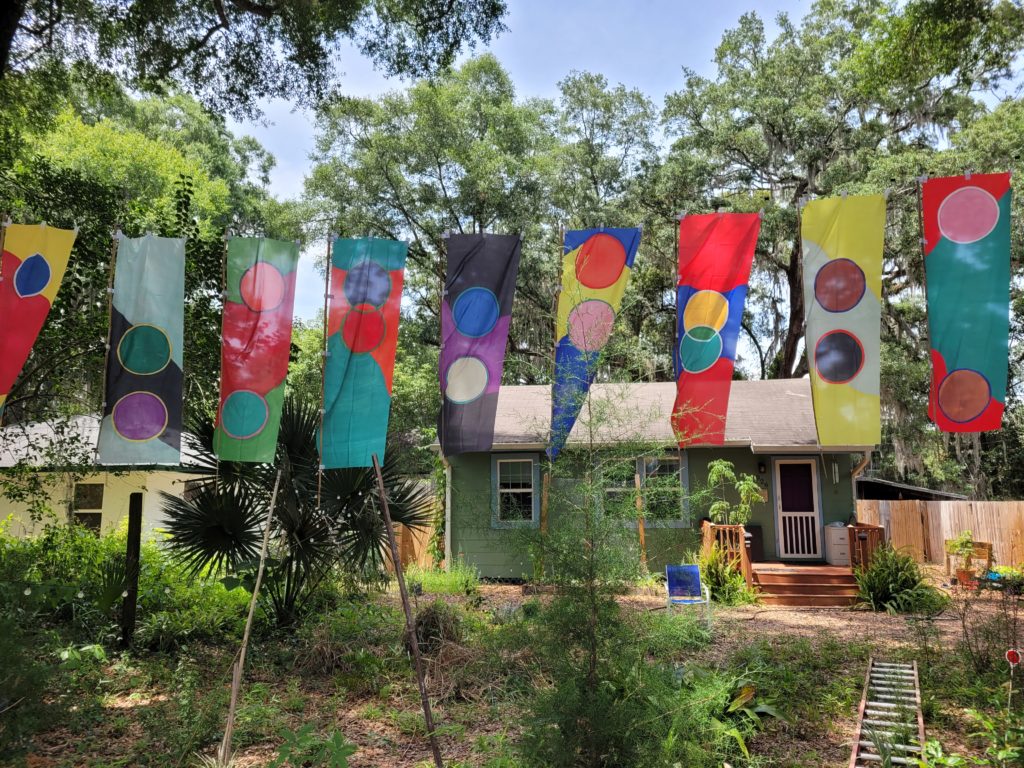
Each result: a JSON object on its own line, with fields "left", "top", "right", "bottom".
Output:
{"left": 702, "top": 523, "right": 753, "bottom": 589}
{"left": 849, "top": 524, "right": 885, "bottom": 570}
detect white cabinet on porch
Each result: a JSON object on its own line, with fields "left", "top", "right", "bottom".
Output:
{"left": 824, "top": 524, "right": 851, "bottom": 566}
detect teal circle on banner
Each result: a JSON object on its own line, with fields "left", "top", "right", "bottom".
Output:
{"left": 221, "top": 390, "right": 269, "bottom": 440}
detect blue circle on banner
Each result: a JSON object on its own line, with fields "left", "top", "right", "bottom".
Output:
{"left": 343, "top": 261, "right": 391, "bottom": 308}
{"left": 452, "top": 287, "right": 500, "bottom": 338}
{"left": 14, "top": 253, "right": 51, "bottom": 298}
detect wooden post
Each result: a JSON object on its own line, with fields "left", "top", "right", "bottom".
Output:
{"left": 119, "top": 492, "right": 143, "bottom": 649}
{"left": 634, "top": 473, "right": 647, "bottom": 570}
{"left": 536, "top": 471, "right": 550, "bottom": 580}
{"left": 372, "top": 454, "right": 443, "bottom": 768}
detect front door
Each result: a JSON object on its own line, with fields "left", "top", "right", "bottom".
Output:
{"left": 774, "top": 459, "right": 821, "bottom": 559}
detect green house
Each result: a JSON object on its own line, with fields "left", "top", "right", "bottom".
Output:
{"left": 437, "top": 379, "right": 872, "bottom": 579}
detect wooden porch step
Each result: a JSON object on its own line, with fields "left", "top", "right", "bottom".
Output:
{"left": 754, "top": 572, "right": 857, "bottom": 586}
{"left": 754, "top": 583, "right": 859, "bottom": 596}
{"left": 759, "top": 593, "right": 857, "bottom": 607}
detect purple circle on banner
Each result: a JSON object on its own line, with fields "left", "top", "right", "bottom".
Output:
{"left": 344, "top": 261, "right": 391, "bottom": 308}
{"left": 112, "top": 391, "right": 168, "bottom": 441}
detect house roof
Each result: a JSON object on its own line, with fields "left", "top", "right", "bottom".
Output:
{"left": 0, "top": 415, "right": 206, "bottom": 470}
{"left": 855, "top": 475, "right": 967, "bottom": 501}
{"left": 452, "top": 379, "right": 873, "bottom": 453}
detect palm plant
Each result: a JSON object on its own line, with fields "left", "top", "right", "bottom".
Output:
{"left": 161, "top": 395, "right": 433, "bottom": 626}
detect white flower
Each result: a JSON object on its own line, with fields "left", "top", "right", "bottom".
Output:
{"left": 22, "top": 587, "right": 31, "bottom": 596}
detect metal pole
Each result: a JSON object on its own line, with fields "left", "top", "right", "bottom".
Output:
{"left": 372, "top": 453, "right": 443, "bottom": 768}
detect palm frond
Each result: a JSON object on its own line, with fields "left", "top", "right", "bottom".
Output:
{"left": 160, "top": 485, "right": 266, "bottom": 577}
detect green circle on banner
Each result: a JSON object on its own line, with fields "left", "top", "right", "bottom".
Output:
{"left": 118, "top": 324, "right": 172, "bottom": 375}
{"left": 679, "top": 325, "right": 723, "bottom": 374}
{"left": 221, "top": 390, "right": 269, "bottom": 440}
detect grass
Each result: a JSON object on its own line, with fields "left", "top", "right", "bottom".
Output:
{"left": 405, "top": 558, "right": 481, "bottom": 596}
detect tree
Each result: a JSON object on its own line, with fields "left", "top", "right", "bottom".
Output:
{"left": 162, "top": 394, "right": 433, "bottom": 626}
{"left": 3, "top": 0, "right": 508, "bottom": 117}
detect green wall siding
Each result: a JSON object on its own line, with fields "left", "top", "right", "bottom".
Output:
{"left": 448, "top": 448, "right": 858, "bottom": 578}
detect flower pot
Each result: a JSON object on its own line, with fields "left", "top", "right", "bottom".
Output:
{"left": 956, "top": 568, "right": 977, "bottom": 589}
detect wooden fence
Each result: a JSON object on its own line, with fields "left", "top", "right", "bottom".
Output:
{"left": 856, "top": 500, "right": 1024, "bottom": 567}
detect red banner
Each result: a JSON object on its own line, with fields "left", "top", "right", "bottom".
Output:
{"left": 672, "top": 213, "right": 760, "bottom": 445}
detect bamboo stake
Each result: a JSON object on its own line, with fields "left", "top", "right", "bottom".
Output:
{"left": 316, "top": 235, "right": 333, "bottom": 510}
{"left": 217, "top": 470, "right": 282, "bottom": 765}
{"left": 94, "top": 228, "right": 120, "bottom": 464}
{"left": 634, "top": 472, "right": 647, "bottom": 570}
{"left": 372, "top": 453, "right": 443, "bottom": 768}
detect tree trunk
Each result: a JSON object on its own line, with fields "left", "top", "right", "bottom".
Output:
{"left": 0, "top": 1, "right": 28, "bottom": 76}
{"left": 777, "top": 235, "right": 805, "bottom": 378}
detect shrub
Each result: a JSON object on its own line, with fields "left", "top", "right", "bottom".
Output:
{"left": 855, "top": 545, "right": 947, "bottom": 615}
{"left": 690, "top": 544, "right": 757, "bottom": 606}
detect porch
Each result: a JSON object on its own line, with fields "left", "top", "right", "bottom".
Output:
{"left": 703, "top": 523, "right": 884, "bottom": 607}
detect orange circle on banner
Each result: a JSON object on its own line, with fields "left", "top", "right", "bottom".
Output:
{"left": 938, "top": 369, "right": 990, "bottom": 423}
{"left": 574, "top": 233, "right": 628, "bottom": 289}
{"left": 341, "top": 305, "right": 386, "bottom": 353}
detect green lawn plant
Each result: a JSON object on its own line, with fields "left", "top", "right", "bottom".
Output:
{"left": 854, "top": 544, "right": 946, "bottom": 615}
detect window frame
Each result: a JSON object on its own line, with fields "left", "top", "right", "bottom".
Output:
{"left": 634, "top": 452, "right": 690, "bottom": 529}
{"left": 73, "top": 482, "right": 104, "bottom": 511}
{"left": 490, "top": 454, "right": 541, "bottom": 529}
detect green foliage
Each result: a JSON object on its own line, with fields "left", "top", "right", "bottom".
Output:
{"left": 269, "top": 724, "right": 357, "bottom": 768}
{"left": 691, "top": 543, "right": 758, "bottom": 606}
{"left": 946, "top": 530, "right": 976, "bottom": 559}
{"left": 700, "top": 459, "right": 763, "bottom": 525}
{"left": 161, "top": 394, "right": 434, "bottom": 627}
{"left": 0, "top": 621, "right": 53, "bottom": 753}
{"left": 854, "top": 545, "right": 947, "bottom": 614}
{"left": 405, "top": 558, "right": 480, "bottom": 596}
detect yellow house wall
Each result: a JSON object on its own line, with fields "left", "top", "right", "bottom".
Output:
{"left": 1, "top": 470, "right": 203, "bottom": 538}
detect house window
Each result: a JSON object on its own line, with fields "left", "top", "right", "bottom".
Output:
{"left": 641, "top": 456, "right": 686, "bottom": 523}
{"left": 73, "top": 483, "right": 104, "bottom": 510}
{"left": 491, "top": 455, "right": 539, "bottom": 528}
{"left": 602, "top": 458, "right": 638, "bottom": 517}
{"left": 72, "top": 483, "right": 104, "bottom": 534}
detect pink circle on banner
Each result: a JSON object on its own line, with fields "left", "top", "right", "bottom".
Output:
{"left": 240, "top": 262, "right": 286, "bottom": 312}
{"left": 568, "top": 300, "right": 615, "bottom": 352}
{"left": 937, "top": 186, "right": 1000, "bottom": 244}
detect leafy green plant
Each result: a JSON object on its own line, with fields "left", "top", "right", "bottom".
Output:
{"left": 162, "top": 395, "right": 433, "bottom": 627}
{"left": 702, "top": 459, "right": 763, "bottom": 525}
{"left": 268, "top": 724, "right": 357, "bottom": 768}
{"left": 854, "top": 545, "right": 947, "bottom": 615}
{"left": 690, "top": 543, "right": 757, "bottom": 606}
{"left": 405, "top": 557, "right": 481, "bottom": 597}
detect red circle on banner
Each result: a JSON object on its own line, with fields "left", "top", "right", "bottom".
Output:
{"left": 1007, "top": 649, "right": 1020, "bottom": 666}
{"left": 341, "top": 305, "right": 386, "bottom": 353}
{"left": 574, "top": 233, "right": 628, "bottom": 289}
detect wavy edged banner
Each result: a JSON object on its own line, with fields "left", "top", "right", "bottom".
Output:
{"left": 214, "top": 237, "right": 299, "bottom": 463}
{"left": 440, "top": 234, "right": 522, "bottom": 457}
{"left": 801, "top": 195, "right": 884, "bottom": 447}
{"left": 672, "top": 213, "right": 759, "bottom": 446}
{"left": 97, "top": 235, "right": 185, "bottom": 464}
{"left": 548, "top": 227, "right": 641, "bottom": 459}
{"left": 0, "top": 223, "right": 77, "bottom": 416}
{"left": 320, "top": 238, "right": 407, "bottom": 468}
{"left": 922, "top": 173, "right": 1012, "bottom": 432}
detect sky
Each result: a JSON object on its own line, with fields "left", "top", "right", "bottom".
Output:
{"left": 228, "top": 0, "right": 808, "bottom": 320}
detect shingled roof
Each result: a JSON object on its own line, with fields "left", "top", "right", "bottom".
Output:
{"left": 471, "top": 378, "right": 873, "bottom": 453}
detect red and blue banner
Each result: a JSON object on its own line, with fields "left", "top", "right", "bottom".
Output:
{"left": 922, "top": 173, "right": 1012, "bottom": 432}
{"left": 672, "top": 213, "right": 760, "bottom": 446}
{"left": 0, "top": 223, "right": 77, "bottom": 418}
{"left": 439, "top": 234, "right": 522, "bottom": 456}
{"left": 98, "top": 234, "right": 186, "bottom": 464}
{"left": 214, "top": 237, "right": 299, "bottom": 463}
{"left": 548, "top": 227, "right": 641, "bottom": 459}
{"left": 320, "top": 237, "right": 407, "bottom": 468}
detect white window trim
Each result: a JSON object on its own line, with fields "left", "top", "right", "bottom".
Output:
{"left": 491, "top": 455, "right": 540, "bottom": 529}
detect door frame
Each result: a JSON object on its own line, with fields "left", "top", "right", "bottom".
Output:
{"left": 772, "top": 457, "right": 823, "bottom": 560}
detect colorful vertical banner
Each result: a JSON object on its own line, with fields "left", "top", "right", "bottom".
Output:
{"left": 320, "top": 238, "right": 407, "bottom": 468}
{"left": 97, "top": 234, "right": 185, "bottom": 464}
{"left": 440, "top": 234, "right": 522, "bottom": 456}
{"left": 672, "top": 213, "right": 759, "bottom": 446}
{"left": 0, "top": 223, "right": 77, "bottom": 416}
{"left": 801, "top": 195, "right": 884, "bottom": 447}
{"left": 922, "top": 173, "right": 1012, "bottom": 432}
{"left": 548, "top": 227, "right": 641, "bottom": 459}
{"left": 214, "top": 238, "right": 299, "bottom": 462}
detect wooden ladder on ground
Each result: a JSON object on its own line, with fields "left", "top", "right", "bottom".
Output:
{"left": 849, "top": 658, "right": 926, "bottom": 767}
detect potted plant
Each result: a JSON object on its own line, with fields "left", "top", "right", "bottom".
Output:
{"left": 946, "top": 531, "right": 976, "bottom": 587}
